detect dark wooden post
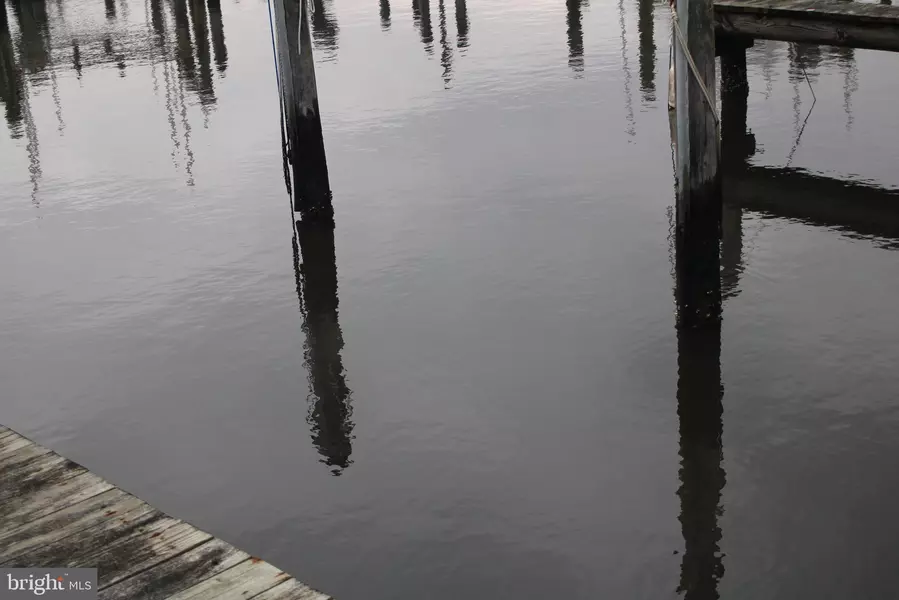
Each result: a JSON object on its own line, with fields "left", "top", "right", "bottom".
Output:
{"left": 718, "top": 38, "right": 752, "bottom": 302}
{"left": 274, "top": 0, "right": 332, "bottom": 220}
{"left": 673, "top": 0, "right": 721, "bottom": 325}
{"left": 0, "top": 1, "right": 7, "bottom": 29}
{"left": 719, "top": 37, "right": 754, "bottom": 169}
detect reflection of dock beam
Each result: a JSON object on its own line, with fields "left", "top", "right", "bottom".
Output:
{"left": 726, "top": 167, "right": 899, "bottom": 246}
{"left": 716, "top": 34, "right": 899, "bottom": 249}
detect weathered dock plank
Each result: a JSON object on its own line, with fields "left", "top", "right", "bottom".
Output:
{"left": 165, "top": 559, "right": 291, "bottom": 600}
{"left": 91, "top": 524, "right": 212, "bottom": 589}
{"left": 1, "top": 469, "right": 114, "bottom": 526}
{"left": 715, "top": 0, "right": 899, "bottom": 52}
{"left": 0, "top": 489, "right": 140, "bottom": 562}
{"left": 99, "top": 539, "right": 249, "bottom": 600}
{"left": 0, "top": 426, "right": 332, "bottom": 600}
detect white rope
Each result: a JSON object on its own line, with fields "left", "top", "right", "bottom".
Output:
{"left": 671, "top": 11, "right": 720, "bottom": 126}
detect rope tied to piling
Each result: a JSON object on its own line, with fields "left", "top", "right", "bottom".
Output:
{"left": 670, "top": 10, "right": 720, "bottom": 127}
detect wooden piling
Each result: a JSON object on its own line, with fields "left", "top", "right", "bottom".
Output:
{"left": 719, "top": 37, "right": 754, "bottom": 169}
{"left": 673, "top": 0, "right": 721, "bottom": 326}
{"left": 273, "top": 0, "right": 332, "bottom": 220}
{"left": 674, "top": 0, "right": 720, "bottom": 219}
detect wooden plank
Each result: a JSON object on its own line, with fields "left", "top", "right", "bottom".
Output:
{"left": 1, "top": 470, "right": 114, "bottom": 526}
{"left": 3, "top": 503, "right": 161, "bottom": 567}
{"left": 0, "top": 441, "right": 54, "bottom": 469}
{"left": 99, "top": 539, "right": 249, "bottom": 600}
{"left": 0, "top": 488, "right": 137, "bottom": 562}
{"left": 715, "top": 0, "right": 899, "bottom": 52}
{"left": 89, "top": 524, "right": 212, "bottom": 589}
{"left": 675, "top": 0, "right": 721, "bottom": 220}
{"left": 0, "top": 434, "right": 39, "bottom": 461}
{"left": 0, "top": 425, "right": 332, "bottom": 600}
{"left": 71, "top": 516, "right": 186, "bottom": 577}
{"left": 250, "top": 579, "right": 331, "bottom": 600}
{"left": 166, "top": 559, "right": 291, "bottom": 600}
{"left": 0, "top": 453, "right": 85, "bottom": 504}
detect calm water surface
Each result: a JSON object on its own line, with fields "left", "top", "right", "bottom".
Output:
{"left": 3, "top": 0, "right": 899, "bottom": 597}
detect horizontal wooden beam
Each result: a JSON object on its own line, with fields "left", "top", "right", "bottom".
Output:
{"left": 715, "top": 0, "right": 899, "bottom": 52}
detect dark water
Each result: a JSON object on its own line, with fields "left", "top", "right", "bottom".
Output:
{"left": 4, "top": 0, "right": 899, "bottom": 597}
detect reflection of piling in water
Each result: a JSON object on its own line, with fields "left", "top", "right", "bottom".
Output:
{"left": 71, "top": 39, "right": 82, "bottom": 77}
{"left": 0, "top": 10, "right": 26, "bottom": 137}
{"left": 438, "top": 0, "right": 452, "bottom": 86}
{"left": 789, "top": 42, "right": 822, "bottom": 82}
{"left": 825, "top": 46, "right": 857, "bottom": 130}
{"left": 380, "top": 0, "right": 391, "bottom": 29}
{"left": 150, "top": 0, "right": 165, "bottom": 44}
{"left": 455, "top": 0, "right": 468, "bottom": 48}
{"left": 206, "top": 0, "right": 228, "bottom": 73}
{"left": 293, "top": 219, "right": 354, "bottom": 475}
{"left": 566, "top": 0, "right": 584, "bottom": 73}
{"left": 416, "top": 0, "right": 433, "bottom": 53}
{"left": 273, "top": 0, "right": 332, "bottom": 218}
{"left": 11, "top": 0, "right": 51, "bottom": 77}
{"left": 618, "top": 0, "right": 635, "bottom": 135}
{"left": 311, "top": 0, "right": 339, "bottom": 53}
{"left": 188, "top": 0, "right": 215, "bottom": 104}
{"left": 170, "top": 0, "right": 197, "bottom": 86}
{"left": 675, "top": 320, "right": 726, "bottom": 599}
{"left": 637, "top": 0, "right": 655, "bottom": 101}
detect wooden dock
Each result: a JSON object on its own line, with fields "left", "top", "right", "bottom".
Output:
{"left": 0, "top": 424, "right": 331, "bottom": 600}
{"left": 715, "top": 0, "right": 899, "bottom": 52}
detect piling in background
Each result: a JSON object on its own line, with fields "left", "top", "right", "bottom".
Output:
{"left": 719, "top": 37, "right": 753, "bottom": 169}
{"left": 718, "top": 37, "right": 752, "bottom": 301}
{"left": 273, "top": 0, "right": 332, "bottom": 220}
